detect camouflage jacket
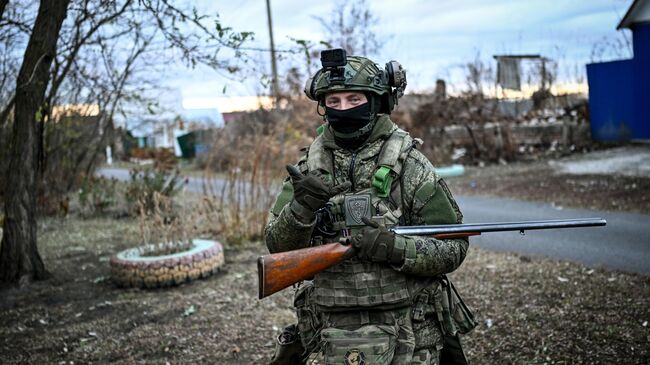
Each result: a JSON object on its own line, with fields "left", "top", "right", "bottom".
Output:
{"left": 264, "top": 115, "right": 468, "bottom": 277}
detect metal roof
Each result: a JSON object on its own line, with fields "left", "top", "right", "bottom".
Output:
{"left": 617, "top": 0, "right": 650, "bottom": 29}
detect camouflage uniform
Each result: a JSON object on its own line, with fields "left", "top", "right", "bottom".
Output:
{"left": 266, "top": 51, "right": 476, "bottom": 365}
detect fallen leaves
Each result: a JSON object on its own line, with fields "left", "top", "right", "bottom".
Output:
{"left": 1, "top": 215, "right": 647, "bottom": 364}
{"left": 182, "top": 305, "right": 196, "bottom": 317}
{"left": 457, "top": 247, "right": 650, "bottom": 364}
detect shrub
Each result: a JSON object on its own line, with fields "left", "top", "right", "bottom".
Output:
{"left": 125, "top": 166, "right": 186, "bottom": 215}
{"left": 78, "top": 176, "right": 118, "bottom": 216}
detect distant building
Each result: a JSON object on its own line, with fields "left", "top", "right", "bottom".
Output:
{"left": 50, "top": 104, "right": 100, "bottom": 119}
{"left": 586, "top": 0, "right": 650, "bottom": 142}
{"left": 222, "top": 111, "right": 247, "bottom": 124}
{"left": 129, "top": 108, "right": 222, "bottom": 156}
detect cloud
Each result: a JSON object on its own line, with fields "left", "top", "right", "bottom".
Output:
{"left": 162, "top": 0, "right": 633, "bottom": 98}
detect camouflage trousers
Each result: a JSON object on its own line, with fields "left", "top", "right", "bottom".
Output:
{"left": 293, "top": 282, "right": 446, "bottom": 365}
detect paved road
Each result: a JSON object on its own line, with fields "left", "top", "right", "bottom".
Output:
{"left": 99, "top": 167, "right": 650, "bottom": 275}
{"left": 98, "top": 167, "right": 236, "bottom": 194}
{"left": 455, "top": 195, "right": 649, "bottom": 274}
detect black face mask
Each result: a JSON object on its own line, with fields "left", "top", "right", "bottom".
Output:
{"left": 325, "top": 102, "right": 372, "bottom": 134}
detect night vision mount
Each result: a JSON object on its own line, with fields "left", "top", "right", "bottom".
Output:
{"left": 320, "top": 48, "right": 348, "bottom": 83}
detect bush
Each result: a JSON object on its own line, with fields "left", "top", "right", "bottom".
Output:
{"left": 78, "top": 176, "right": 118, "bottom": 216}
{"left": 125, "top": 166, "right": 186, "bottom": 215}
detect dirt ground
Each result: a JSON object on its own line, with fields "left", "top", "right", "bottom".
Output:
{"left": 0, "top": 216, "right": 648, "bottom": 365}
{"left": 0, "top": 217, "right": 296, "bottom": 365}
{"left": 447, "top": 145, "right": 650, "bottom": 214}
{"left": 1, "top": 147, "right": 649, "bottom": 364}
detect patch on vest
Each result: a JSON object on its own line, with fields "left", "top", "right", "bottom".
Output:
{"left": 344, "top": 194, "right": 372, "bottom": 227}
{"left": 344, "top": 349, "right": 366, "bottom": 365}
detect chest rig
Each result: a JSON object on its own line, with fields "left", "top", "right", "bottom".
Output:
{"left": 303, "top": 126, "right": 421, "bottom": 311}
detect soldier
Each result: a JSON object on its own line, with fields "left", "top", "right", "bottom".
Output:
{"left": 265, "top": 49, "right": 477, "bottom": 365}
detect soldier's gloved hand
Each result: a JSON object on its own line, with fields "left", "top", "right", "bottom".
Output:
{"left": 286, "top": 165, "right": 351, "bottom": 223}
{"left": 351, "top": 217, "right": 405, "bottom": 265}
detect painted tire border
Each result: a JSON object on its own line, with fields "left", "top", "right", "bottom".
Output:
{"left": 110, "top": 239, "right": 225, "bottom": 288}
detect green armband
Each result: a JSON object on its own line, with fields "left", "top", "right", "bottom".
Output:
{"left": 271, "top": 179, "right": 294, "bottom": 216}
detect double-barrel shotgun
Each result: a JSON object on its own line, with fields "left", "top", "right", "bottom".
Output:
{"left": 257, "top": 218, "right": 607, "bottom": 299}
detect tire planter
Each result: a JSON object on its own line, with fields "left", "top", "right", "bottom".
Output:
{"left": 110, "top": 239, "right": 224, "bottom": 288}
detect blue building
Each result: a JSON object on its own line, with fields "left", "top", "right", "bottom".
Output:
{"left": 586, "top": 0, "right": 650, "bottom": 142}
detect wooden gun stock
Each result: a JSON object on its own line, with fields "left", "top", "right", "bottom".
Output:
{"left": 258, "top": 241, "right": 354, "bottom": 299}
{"left": 258, "top": 232, "right": 479, "bottom": 299}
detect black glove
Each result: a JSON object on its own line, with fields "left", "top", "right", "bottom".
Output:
{"left": 286, "top": 165, "right": 350, "bottom": 223}
{"left": 351, "top": 217, "right": 405, "bottom": 265}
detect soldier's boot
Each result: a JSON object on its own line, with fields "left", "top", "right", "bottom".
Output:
{"left": 269, "top": 324, "right": 306, "bottom": 365}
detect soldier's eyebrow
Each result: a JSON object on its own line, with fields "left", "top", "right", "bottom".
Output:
{"left": 347, "top": 94, "right": 365, "bottom": 102}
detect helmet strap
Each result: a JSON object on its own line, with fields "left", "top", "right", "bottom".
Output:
{"left": 316, "top": 101, "right": 326, "bottom": 117}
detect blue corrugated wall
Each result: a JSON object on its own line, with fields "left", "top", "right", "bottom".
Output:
{"left": 632, "top": 23, "right": 649, "bottom": 140}
{"left": 587, "top": 23, "right": 650, "bottom": 141}
{"left": 587, "top": 60, "right": 635, "bottom": 141}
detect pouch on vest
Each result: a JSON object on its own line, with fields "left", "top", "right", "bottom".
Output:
{"left": 447, "top": 280, "right": 477, "bottom": 335}
{"left": 294, "top": 282, "right": 322, "bottom": 354}
{"left": 321, "top": 324, "right": 398, "bottom": 365}
{"left": 429, "top": 278, "right": 477, "bottom": 336}
{"left": 411, "top": 284, "right": 444, "bottom": 352}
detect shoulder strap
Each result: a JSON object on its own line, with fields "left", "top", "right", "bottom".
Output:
{"left": 372, "top": 129, "right": 412, "bottom": 198}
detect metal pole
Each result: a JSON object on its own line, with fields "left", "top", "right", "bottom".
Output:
{"left": 265, "top": 0, "right": 279, "bottom": 107}
{"left": 541, "top": 57, "right": 546, "bottom": 91}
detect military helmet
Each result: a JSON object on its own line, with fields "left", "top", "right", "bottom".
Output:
{"left": 304, "top": 49, "right": 407, "bottom": 114}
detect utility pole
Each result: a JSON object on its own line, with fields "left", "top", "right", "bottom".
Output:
{"left": 540, "top": 57, "right": 547, "bottom": 91}
{"left": 265, "top": 0, "right": 279, "bottom": 107}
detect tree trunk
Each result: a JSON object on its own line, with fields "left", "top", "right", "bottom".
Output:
{"left": 0, "top": 0, "right": 9, "bottom": 20}
{"left": 0, "top": 0, "right": 70, "bottom": 285}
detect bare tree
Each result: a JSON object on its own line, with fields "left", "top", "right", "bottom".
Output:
{"left": 1, "top": 0, "right": 71, "bottom": 285}
{"left": 589, "top": 32, "right": 633, "bottom": 63}
{"left": 314, "top": 0, "right": 382, "bottom": 57}
{"left": 464, "top": 52, "right": 493, "bottom": 97}
{"left": 0, "top": 1, "right": 36, "bottom": 127}
{"left": 0, "top": 0, "right": 254, "bottom": 286}
{"left": 275, "top": 0, "right": 386, "bottom": 98}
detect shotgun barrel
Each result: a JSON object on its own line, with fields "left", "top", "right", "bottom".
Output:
{"left": 392, "top": 218, "right": 607, "bottom": 235}
{"left": 258, "top": 218, "right": 607, "bottom": 299}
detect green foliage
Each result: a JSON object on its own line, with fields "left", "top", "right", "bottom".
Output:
{"left": 125, "top": 166, "right": 186, "bottom": 214}
{"left": 78, "top": 176, "right": 118, "bottom": 216}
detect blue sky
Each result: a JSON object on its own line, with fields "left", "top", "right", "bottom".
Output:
{"left": 167, "top": 0, "right": 634, "bottom": 103}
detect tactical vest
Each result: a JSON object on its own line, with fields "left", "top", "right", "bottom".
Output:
{"left": 303, "top": 126, "right": 429, "bottom": 311}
